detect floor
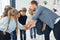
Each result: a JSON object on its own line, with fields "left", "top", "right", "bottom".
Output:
{"left": 17, "top": 30, "right": 56, "bottom": 40}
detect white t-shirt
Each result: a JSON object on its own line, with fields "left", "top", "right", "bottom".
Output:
{"left": 26, "top": 13, "right": 35, "bottom": 27}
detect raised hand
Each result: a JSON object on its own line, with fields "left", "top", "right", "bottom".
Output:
{"left": 23, "top": 25, "right": 30, "bottom": 30}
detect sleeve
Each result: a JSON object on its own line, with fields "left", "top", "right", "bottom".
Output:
{"left": 0, "top": 18, "right": 3, "bottom": 25}
{"left": 26, "top": 15, "right": 30, "bottom": 24}
{"left": 0, "top": 18, "right": 3, "bottom": 27}
{"left": 0, "top": 17, "right": 8, "bottom": 29}
{"left": 32, "top": 6, "right": 43, "bottom": 20}
{"left": 18, "top": 22, "right": 24, "bottom": 30}
{"left": 1, "top": 17, "right": 8, "bottom": 25}
{"left": 3, "top": 17, "right": 8, "bottom": 25}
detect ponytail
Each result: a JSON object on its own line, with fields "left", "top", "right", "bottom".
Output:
{"left": 8, "top": 10, "right": 11, "bottom": 26}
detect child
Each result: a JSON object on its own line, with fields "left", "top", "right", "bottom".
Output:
{"left": 0, "top": 5, "right": 12, "bottom": 27}
{"left": 26, "top": 8, "right": 37, "bottom": 40}
{"left": 0, "top": 5, "right": 12, "bottom": 40}
{"left": 18, "top": 8, "right": 27, "bottom": 40}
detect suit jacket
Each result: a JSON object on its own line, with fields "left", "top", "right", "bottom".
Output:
{"left": 32, "top": 5, "right": 60, "bottom": 29}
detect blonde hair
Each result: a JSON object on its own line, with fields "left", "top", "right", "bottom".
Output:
{"left": 8, "top": 8, "right": 19, "bottom": 27}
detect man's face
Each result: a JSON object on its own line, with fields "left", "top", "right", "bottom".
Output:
{"left": 29, "top": 4, "right": 37, "bottom": 15}
{"left": 28, "top": 8, "right": 34, "bottom": 15}
{"left": 30, "top": 4, "right": 37, "bottom": 11}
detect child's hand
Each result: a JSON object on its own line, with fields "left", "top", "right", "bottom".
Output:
{"left": 3, "top": 26, "right": 8, "bottom": 35}
{"left": 24, "top": 25, "right": 30, "bottom": 30}
{"left": 3, "top": 31, "right": 6, "bottom": 35}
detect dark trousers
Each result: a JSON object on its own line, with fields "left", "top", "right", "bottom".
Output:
{"left": 20, "top": 30, "right": 26, "bottom": 40}
{"left": 13, "top": 30, "right": 17, "bottom": 40}
{"left": 0, "top": 31, "right": 11, "bottom": 40}
{"left": 53, "top": 20, "right": 60, "bottom": 40}
{"left": 30, "top": 27, "right": 36, "bottom": 39}
{"left": 43, "top": 25, "right": 52, "bottom": 40}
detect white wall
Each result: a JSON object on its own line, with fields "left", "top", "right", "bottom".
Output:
{"left": 0, "top": 0, "right": 2, "bottom": 16}
{"left": 16, "top": 0, "right": 32, "bottom": 10}
{"left": 16, "top": 0, "right": 58, "bottom": 11}
{"left": 0, "top": 0, "right": 10, "bottom": 16}
{"left": 0, "top": 0, "right": 60, "bottom": 16}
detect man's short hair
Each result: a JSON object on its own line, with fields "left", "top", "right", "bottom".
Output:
{"left": 31, "top": 0, "right": 38, "bottom": 6}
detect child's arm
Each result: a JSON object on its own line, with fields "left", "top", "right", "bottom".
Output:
{"left": 26, "top": 20, "right": 37, "bottom": 28}
{"left": 42, "top": 23, "right": 46, "bottom": 32}
{"left": 2, "top": 17, "right": 8, "bottom": 35}
{"left": 18, "top": 22, "right": 29, "bottom": 30}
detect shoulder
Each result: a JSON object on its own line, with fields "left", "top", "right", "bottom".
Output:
{"left": 2, "top": 16, "right": 8, "bottom": 21}
{"left": 26, "top": 15, "right": 27, "bottom": 17}
{"left": 25, "top": 15, "right": 27, "bottom": 18}
{"left": 38, "top": 5, "right": 44, "bottom": 8}
{"left": 0, "top": 17, "right": 8, "bottom": 25}
{"left": 38, "top": 5, "right": 46, "bottom": 10}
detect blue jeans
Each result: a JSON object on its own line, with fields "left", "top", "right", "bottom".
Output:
{"left": 12, "top": 30, "right": 17, "bottom": 40}
{"left": 44, "top": 25, "right": 52, "bottom": 40}
{"left": 30, "top": 27, "right": 36, "bottom": 39}
{"left": 20, "top": 30, "right": 26, "bottom": 40}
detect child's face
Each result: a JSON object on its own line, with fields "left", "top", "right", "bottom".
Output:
{"left": 30, "top": 4, "right": 37, "bottom": 11}
{"left": 21, "top": 11, "right": 26, "bottom": 15}
{"left": 29, "top": 9, "right": 33, "bottom": 15}
{"left": 16, "top": 13, "right": 20, "bottom": 18}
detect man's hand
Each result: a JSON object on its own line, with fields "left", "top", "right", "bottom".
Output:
{"left": 42, "top": 23, "right": 46, "bottom": 32}
{"left": 42, "top": 27, "right": 46, "bottom": 32}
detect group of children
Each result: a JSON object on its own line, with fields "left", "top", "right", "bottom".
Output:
{"left": 0, "top": 4, "right": 37, "bottom": 40}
